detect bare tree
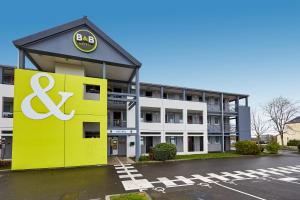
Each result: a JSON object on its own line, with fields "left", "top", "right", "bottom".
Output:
{"left": 264, "top": 97, "right": 299, "bottom": 146}
{"left": 251, "top": 110, "right": 269, "bottom": 143}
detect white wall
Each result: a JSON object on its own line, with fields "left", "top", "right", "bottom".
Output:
{"left": 55, "top": 63, "right": 85, "bottom": 76}
{"left": 0, "top": 84, "right": 14, "bottom": 136}
{"left": 137, "top": 97, "right": 208, "bottom": 154}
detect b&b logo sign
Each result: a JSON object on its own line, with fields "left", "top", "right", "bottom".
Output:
{"left": 73, "top": 30, "right": 98, "bottom": 53}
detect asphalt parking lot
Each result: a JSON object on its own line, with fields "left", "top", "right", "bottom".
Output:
{"left": 0, "top": 152, "right": 300, "bottom": 200}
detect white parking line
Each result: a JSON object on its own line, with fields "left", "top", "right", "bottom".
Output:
{"left": 214, "top": 182, "right": 266, "bottom": 200}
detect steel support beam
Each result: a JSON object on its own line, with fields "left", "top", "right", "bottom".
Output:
{"left": 135, "top": 68, "right": 141, "bottom": 161}
{"left": 18, "top": 49, "right": 25, "bottom": 69}
{"left": 221, "top": 93, "right": 225, "bottom": 152}
{"left": 102, "top": 62, "right": 106, "bottom": 79}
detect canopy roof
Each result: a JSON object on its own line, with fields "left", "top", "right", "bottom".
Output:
{"left": 13, "top": 17, "right": 141, "bottom": 81}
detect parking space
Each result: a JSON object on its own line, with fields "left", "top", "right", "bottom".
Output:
{"left": 117, "top": 154, "right": 300, "bottom": 200}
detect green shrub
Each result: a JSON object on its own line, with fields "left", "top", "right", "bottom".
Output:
{"left": 153, "top": 143, "right": 177, "bottom": 161}
{"left": 287, "top": 139, "right": 300, "bottom": 146}
{"left": 138, "top": 155, "right": 150, "bottom": 162}
{"left": 235, "top": 141, "right": 260, "bottom": 155}
{"left": 148, "top": 147, "right": 154, "bottom": 160}
{"left": 266, "top": 141, "right": 280, "bottom": 154}
{"left": 259, "top": 145, "right": 265, "bottom": 152}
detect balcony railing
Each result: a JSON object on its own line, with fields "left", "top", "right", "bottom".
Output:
{"left": 207, "top": 104, "right": 221, "bottom": 112}
{"left": 108, "top": 119, "right": 127, "bottom": 128}
{"left": 208, "top": 124, "right": 221, "bottom": 133}
{"left": 2, "top": 112, "right": 13, "bottom": 118}
{"left": 224, "top": 104, "right": 237, "bottom": 113}
{"left": 224, "top": 124, "right": 236, "bottom": 133}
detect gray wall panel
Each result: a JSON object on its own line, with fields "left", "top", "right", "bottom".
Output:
{"left": 238, "top": 106, "right": 251, "bottom": 140}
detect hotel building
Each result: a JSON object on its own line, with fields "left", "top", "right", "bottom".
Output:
{"left": 0, "top": 17, "right": 250, "bottom": 169}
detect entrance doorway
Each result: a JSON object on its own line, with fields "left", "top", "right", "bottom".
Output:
{"left": 108, "top": 136, "right": 127, "bottom": 156}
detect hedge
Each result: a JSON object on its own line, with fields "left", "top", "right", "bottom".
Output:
{"left": 153, "top": 143, "right": 177, "bottom": 161}
{"left": 266, "top": 141, "right": 280, "bottom": 154}
{"left": 235, "top": 141, "right": 260, "bottom": 155}
{"left": 287, "top": 139, "right": 300, "bottom": 146}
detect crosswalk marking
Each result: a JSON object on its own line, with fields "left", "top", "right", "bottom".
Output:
{"left": 257, "top": 169, "right": 283, "bottom": 175}
{"left": 245, "top": 170, "right": 269, "bottom": 177}
{"left": 191, "top": 174, "right": 215, "bottom": 183}
{"left": 220, "top": 172, "right": 245, "bottom": 179}
{"left": 233, "top": 171, "right": 258, "bottom": 178}
{"left": 207, "top": 173, "right": 230, "bottom": 181}
{"left": 117, "top": 169, "right": 138, "bottom": 174}
{"left": 175, "top": 176, "right": 195, "bottom": 185}
{"left": 115, "top": 166, "right": 134, "bottom": 170}
{"left": 267, "top": 168, "right": 293, "bottom": 174}
{"left": 115, "top": 163, "right": 300, "bottom": 193}
{"left": 157, "top": 177, "right": 178, "bottom": 187}
{"left": 119, "top": 174, "right": 143, "bottom": 179}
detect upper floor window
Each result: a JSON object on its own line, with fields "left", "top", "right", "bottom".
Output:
{"left": 2, "top": 68, "right": 14, "bottom": 85}
{"left": 145, "top": 91, "right": 153, "bottom": 97}
{"left": 165, "top": 109, "right": 183, "bottom": 123}
{"left": 214, "top": 117, "right": 220, "bottom": 125}
{"left": 84, "top": 84, "right": 100, "bottom": 100}
{"left": 186, "top": 95, "right": 192, "bottom": 101}
{"left": 214, "top": 97, "right": 219, "bottom": 105}
{"left": 187, "top": 110, "right": 203, "bottom": 124}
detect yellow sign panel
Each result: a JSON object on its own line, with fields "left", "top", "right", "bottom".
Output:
{"left": 12, "top": 69, "right": 107, "bottom": 170}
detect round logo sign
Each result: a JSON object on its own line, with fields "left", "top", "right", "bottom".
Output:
{"left": 73, "top": 30, "right": 98, "bottom": 53}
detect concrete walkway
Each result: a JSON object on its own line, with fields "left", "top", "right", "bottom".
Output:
{"left": 108, "top": 156, "right": 135, "bottom": 165}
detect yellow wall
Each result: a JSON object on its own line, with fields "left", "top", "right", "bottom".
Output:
{"left": 12, "top": 69, "right": 107, "bottom": 170}
{"left": 277, "top": 123, "right": 300, "bottom": 145}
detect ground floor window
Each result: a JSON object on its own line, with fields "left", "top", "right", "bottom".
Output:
{"left": 208, "top": 136, "right": 221, "bottom": 144}
{"left": 0, "top": 136, "right": 12, "bottom": 159}
{"left": 188, "top": 136, "right": 204, "bottom": 152}
{"left": 166, "top": 136, "right": 183, "bottom": 152}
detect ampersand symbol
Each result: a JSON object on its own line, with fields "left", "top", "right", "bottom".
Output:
{"left": 21, "top": 73, "right": 75, "bottom": 121}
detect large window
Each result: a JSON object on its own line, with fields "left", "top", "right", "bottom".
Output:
{"left": 165, "top": 109, "right": 183, "bottom": 123}
{"left": 141, "top": 107, "right": 160, "bottom": 123}
{"left": 188, "top": 135, "right": 204, "bottom": 152}
{"left": 187, "top": 110, "right": 203, "bottom": 124}
{"left": 84, "top": 84, "right": 100, "bottom": 100}
{"left": 166, "top": 134, "right": 183, "bottom": 152}
{"left": 83, "top": 122, "right": 100, "bottom": 138}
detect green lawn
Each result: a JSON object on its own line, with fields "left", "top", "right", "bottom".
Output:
{"left": 174, "top": 152, "right": 241, "bottom": 160}
{"left": 139, "top": 152, "right": 241, "bottom": 163}
{"left": 110, "top": 192, "right": 149, "bottom": 200}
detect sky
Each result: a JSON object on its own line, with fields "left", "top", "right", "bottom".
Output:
{"left": 0, "top": 0, "right": 299, "bottom": 115}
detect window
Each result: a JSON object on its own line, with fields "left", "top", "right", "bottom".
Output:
{"left": 188, "top": 136, "right": 204, "bottom": 152}
{"left": 145, "top": 91, "right": 153, "bottom": 97}
{"left": 165, "top": 110, "right": 183, "bottom": 123}
{"left": 1, "top": 130, "right": 12, "bottom": 135}
{"left": 187, "top": 111, "right": 203, "bottom": 124}
{"left": 214, "top": 97, "right": 219, "bottom": 105}
{"left": 214, "top": 117, "right": 220, "bottom": 125}
{"left": 199, "top": 96, "right": 203, "bottom": 102}
{"left": 145, "top": 113, "right": 153, "bottom": 122}
{"left": 163, "top": 93, "right": 167, "bottom": 99}
{"left": 186, "top": 95, "right": 192, "bottom": 101}
{"left": 2, "top": 68, "right": 14, "bottom": 85}
{"left": 2, "top": 97, "right": 13, "bottom": 118}
{"left": 83, "top": 122, "right": 100, "bottom": 138}
{"left": 215, "top": 136, "right": 220, "bottom": 144}
{"left": 84, "top": 84, "right": 100, "bottom": 100}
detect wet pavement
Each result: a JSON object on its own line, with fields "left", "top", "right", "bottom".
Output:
{"left": 0, "top": 152, "right": 300, "bottom": 200}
